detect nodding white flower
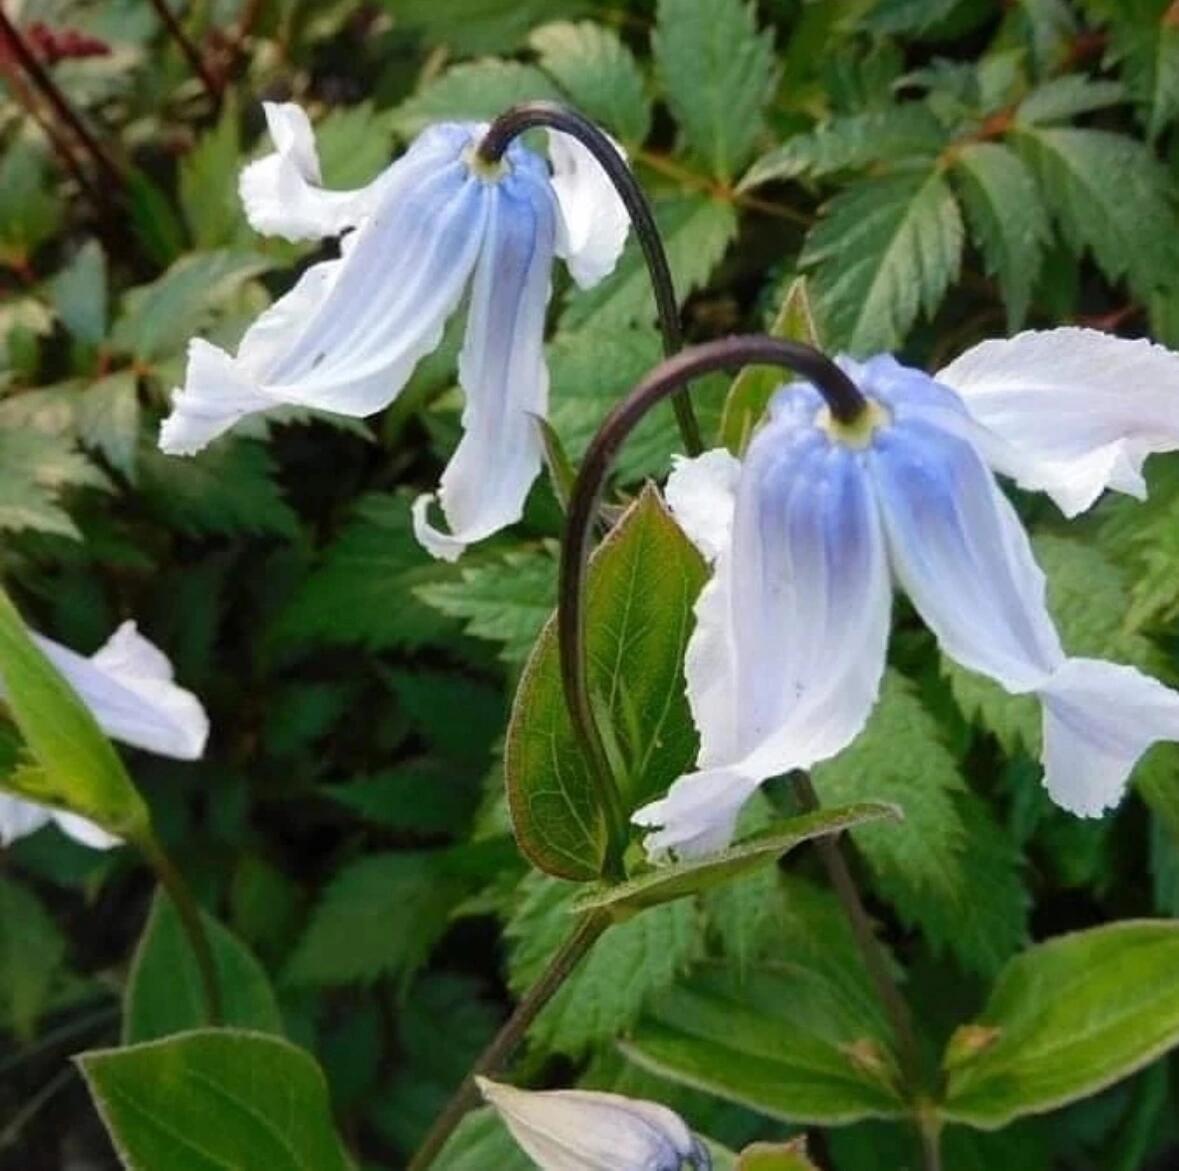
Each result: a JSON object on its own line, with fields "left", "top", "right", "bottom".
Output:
{"left": 635, "top": 333, "right": 1179, "bottom": 860}
{"left": 477, "top": 1077, "right": 711, "bottom": 1171}
{"left": 159, "top": 102, "right": 630, "bottom": 561}
{"left": 0, "top": 621, "right": 209, "bottom": 850}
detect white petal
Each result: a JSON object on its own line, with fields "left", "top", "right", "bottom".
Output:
{"left": 636, "top": 400, "right": 892, "bottom": 859}
{"left": 664, "top": 448, "right": 741, "bottom": 562}
{"left": 477, "top": 1078, "right": 699, "bottom": 1171}
{"left": 162, "top": 132, "right": 487, "bottom": 454}
{"left": 936, "top": 327, "right": 1179, "bottom": 516}
{"left": 870, "top": 415, "right": 1064, "bottom": 691}
{"left": 31, "top": 622, "right": 209, "bottom": 760}
{"left": 52, "top": 810, "right": 122, "bottom": 849}
{"left": 239, "top": 102, "right": 377, "bottom": 242}
{"left": 548, "top": 130, "right": 629, "bottom": 289}
{"left": 1039, "top": 659, "right": 1179, "bottom": 816}
{"left": 414, "top": 167, "right": 557, "bottom": 560}
{"left": 0, "top": 794, "right": 51, "bottom": 847}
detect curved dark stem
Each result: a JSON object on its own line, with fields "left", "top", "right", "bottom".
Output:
{"left": 558, "top": 336, "right": 865, "bottom": 871}
{"left": 146, "top": 0, "right": 221, "bottom": 103}
{"left": 479, "top": 101, "right": 704, "bottom": 456}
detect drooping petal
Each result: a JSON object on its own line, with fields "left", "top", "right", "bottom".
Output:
{"left": 1040, "top": 659, "right": 1179, "bottom": 816}
{"left": 31, "top": 621, "right": 208, "bottom": 760}
{"left": 548, "top": 130, "right": 629, "bottom": 289}
{"left": 162, "top": 125, "right": 488, "bottom": 455}
{"left": 936, "top": 327, "right": 1179, "bottom": 516}
{"left": 51, "top": 810, "right": 121, "bottom": 850}
{"left": 0, "top": 795, "right": 51, "bottom": 847}
{"left": 635, "top": 390, "right": 893, "bottom": 859}
{"left": 477, "top": 1078, "right": 706, "bottom": 1171}
{"left": 664, "top": 448, "right": 741, "bottom": 562}
{"left": 413, "top": 155, "right": 558, "bottom": 560}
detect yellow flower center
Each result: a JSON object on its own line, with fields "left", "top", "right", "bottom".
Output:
{"left": 817, "top": 398, "right": 891, "bottom": 449}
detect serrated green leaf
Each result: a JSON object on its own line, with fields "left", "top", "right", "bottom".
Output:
{"left": 572, "top": 803, "right": 899, "bottom": 915}
{"left": 563, "top": 195, "right": 737, "bottom": 333}
{"left": 943, "top": 921, "right": 1179, "bottom": 1127}
{"left": 1102, "top": 1, "right": 1179, "bottom": 139}
{"left": 1016, "top": 75, "right": 1126, "bottom": 124}
{"left": 49, "top": 240, "right": 108, "bottom": 345}
{"left": 274, "top": 493, "right": 455, "bottom": 651}
{"left": 951, "top": 141, "right": 1048, "bottom": 330}
{"left": 320, "top": 763, "right": 478, "bottom": 836}
{"left": 814, "top": 672, "right": 1028, "bottom": 977}
{"left": 530, "top": 21, "right": 652, "bottom": 145}
{"left": 77, "top": 371, "right": 141, "bottom": 477}
{"left": 79, "top": 1030, "right": 352, "bottom": 1171}
{"left": 314, "top": 102, "right": 395, "bottom": 190}
{"left": 740, "top": 106, "right": 947, "bottom": 189}
{"left": 415, "top": 546, "right": 557, "bottom": 665}
{"left": 653, "top": 0, "right": 777, "bottom": 181}
{"left": 123, "top": 890, "right": 282, "bottom": 1044}
{"left": 138, "top": 438, "right": 298, "bottom": 538}
{"left": 803, "top": 168, "right": 963, "bottom": 354}
{"left": 385, "top": 0, "right": 584, "bottom": 55}
{"left": 505, "top": 487, "right": 707, "bottom": 880}
{"left": 390, "top": 60, "right": 563, "bottom": 139}
{"left": 624, "top": 963, "right": 906, "bottom": 1124}
{"left": 1013, "top": 126, "right": 1178, "bottom": 299}
{"left": 0, "top": 872, "right": 67, "bottom": 1040}
{"left": 179, "top": 97, "right": 247, "bottom": 249}
{"left": 0, "top": 426, "right": 109, "bottom": 539}
{"left": 507, "top": 873, "right": 702, "bottom": 1057}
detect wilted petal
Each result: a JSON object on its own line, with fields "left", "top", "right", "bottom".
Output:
{"left": 31, "top": 621, "right": 209, "bottom": 760}
{"left": 664, "top": 448, "right": 741, "bottom": 562}
{"left": 414, "top": 156, "right": 558, "bottom": 560}
{"left": 162, "top": 125, "right": 488, "bottom": 454}
{"left": 635, "top": 389, "right": 892, "bottom": 858}
{"left": 477, "top": 1077, "right": 707, "bottom": 1171}
{"left": 936, "top": 327, "right": 1179, "bottom": 516}
{"left": 549, "top": 130, "right": 629, "bottom": 289}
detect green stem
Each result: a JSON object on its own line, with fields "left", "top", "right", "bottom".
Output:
{"left": 138, "top": 832, "right": 223, "bottom": 1025}
{"left": 405, "top": 910, "right": 611, "bottom": 1171}
{"left": 918, "top": 1110, "right": 943, "bottom": 1171}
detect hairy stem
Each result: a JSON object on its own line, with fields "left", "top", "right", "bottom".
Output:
{"left": 146, "top": 0, "right": 221, "bottom": 101}
{"left": 478, "top": 101, "right": 704, "bottom": 456}
{"left": 406, "top": 910, "right": 611, "bottom": 1171}
{"left": 138, "top": 832, "right": 223, "bottom": 1025}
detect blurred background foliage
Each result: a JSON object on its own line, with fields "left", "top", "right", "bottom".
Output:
{"left": 4, "top": 0, "right": 1179, "bottom": 1167}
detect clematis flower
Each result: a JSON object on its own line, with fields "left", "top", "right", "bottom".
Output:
{"left": 635, "top": 331, "right": 1179, "bottom": 859}
{"left": 0, "top": 621, "right": 208, "bottom": 849}
{"left": 159, "top": 102, "right": 629, "bottom": 561}
{"left": 477, "top": 1077, "right": 711, "bottom": 1171}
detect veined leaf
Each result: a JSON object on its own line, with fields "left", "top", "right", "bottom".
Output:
{"left": 0, "top": 427, "right": 110, "bottom": 539}
{"left": 803, "top": 168, "right": 963, "bottom": 354}
{"left": 653, "top": 0, "right": 777, "bottom": 182}
{"left": 79, "top": 1030, "right": 352, "bottom": 1171}
{"left": 943, "top": 921, "right": 1179, "bottom": 1127}
{"left": 1102, "top": 1, "right": 1179, "bottom": 139}
{"left": 530, "top": 21, "right": 652, "bottom": 145}
{"left": 1016, "top": 75, "right": 1126, "bottom": 125}
{"left": 505, "top": 487, "right": 707, "bottom": 880}
{"left": 951, "top": 141, "right": 1048, "bottom": 330}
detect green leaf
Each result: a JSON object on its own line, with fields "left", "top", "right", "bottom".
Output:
{"left": 737, "top": 1140, "right": 821, "bottom": 1171}
{"left": 0, "top": 142, "right": 64, "bottom": 263}
{"left": 1016, "top": 75, "right": 1126, "bottom": 124}
{"left": 653, "top": 0, "right": 777, "bottom": 181}
{"left": 50, "top": 240, "right": 108, "bottom": 345}
{"left": 943, "top": 921, "right": 1179, "bottom": 1127}
{"left": 77, "top": 371, "right": 141, "bottom": 478}
{"left": 314, "top": 103, "right": 396, "bottom": 191}
{"left": 390, "top": 60, "right": 562, "bottom": 139}
{"left": 814, "top": 672, "right": 1028, "bottom": 978}
{"left": 415, "top": 546, "right": 557, "bottom": 665}
{"left": 179, "top": 97, "right": 247, "bottom": 249}
{"left": 530, "top": 21, "right": 652, "bottom": 145}
{"left": 624, "top": 963, "right": 907, "bottom": 1124}
{"left": 951, "top": 141, "right": 1049, "bottom": 331}
{"left": 111, "top": 251, "right": 272, "bottom": 364}
{"left": 274, "top": 493, "right": 455, "bottom": 651}
{"left": 563, "top": 195, "right": 738, "bottom": 333}
{"left": 572, "top": 803, "right": 899, "bottom": 915}
{"left": 433, "top": 1107, "right": 533, "bottom": 1171}
{"left": 284, "top": 851, "right": 466, "bottom": 987}
{"left": 739, "top": 106, "right": 947, "bottom": 189}
{"left": 79, "top": 1029, "right": 352, "bottom": 1171}
{"left": 0, "top": 873, "right": 67, "bottom": 1040}
{"left": 1102, "top": 1, "right": 1179, "bottom": 139}
{"left": 123, "top": 890, "right": 283, "bottom": 1044}
{"left": 720, "top": 275, "right": 821, "bottom": 457}
{"left": 320, "top": 764, "right": 478, "bottom": 836}
{"left": 384, "top": 0, "right": 584, "bottom": 55}
{"left": 138, "top": 438, "right": 298, "bottom": 538}
{"left": 0, "top": 585, "right": 149, "bottom": 841}
{"left": 507, "top": 873, "right": 702, "bottom": 1057}
{"left": 505, "top": 487, "right": 707, "bottom": 880}
{"left": 0, "top": 426, "right": 109, "bottom": 539}
{"left": 1013, "top": 126, "right": 1178, "bottom": 299}
{"left": 802, "top": 168, "right": 963, "bottom": 354}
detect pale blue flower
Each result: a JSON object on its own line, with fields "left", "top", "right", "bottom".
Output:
{"left": 160, "top": 103, "right": 629, "bottom": 560}
{"left": 478, "top": 1077, "right": 711, "bottom": 1171}
{"left": 636, "top": 337, "right": 1179, "bottom": 859}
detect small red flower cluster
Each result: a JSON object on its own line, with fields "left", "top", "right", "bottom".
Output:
{"left": 24, "top": 21, "right": 111, "bottom": 65}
